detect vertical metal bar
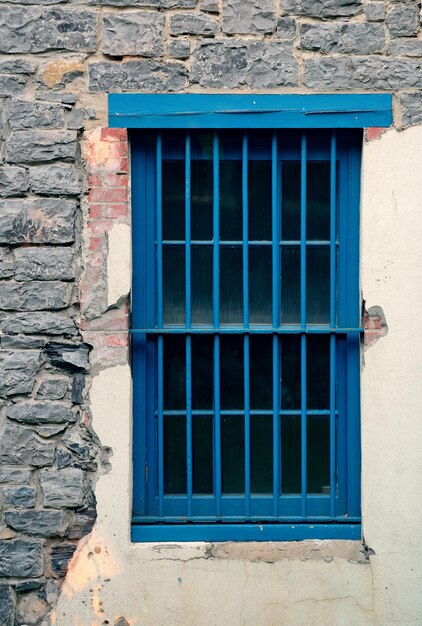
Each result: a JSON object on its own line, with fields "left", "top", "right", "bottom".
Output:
{"left": 329, "top": 132, "right": 337, "bottom": 518}
{"left": 300, "top": 132, "right": 307, "bottom": 517}
{"left": 242, "top": 132, "right": 250, "bottom": 516}
{"left": 156, "top": 134, "right": 164, "bottom": 517}
{"left": 213, "top": 133, "right": 222, "bottom": 516}
{"left": 272, "top": 132, "right": 280, "bottom": 516}
{"left": 185, "top": 133, "right": 192, "bottom": 516}
{"left": 186, "top": 335, "right": 193, "bottom": 517}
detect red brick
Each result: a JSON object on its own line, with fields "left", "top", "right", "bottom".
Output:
{"left": 89, "top": 187, "right": 128, "bottom": 203}
{"left": 365, "top": 127, "right": 386, "bottom": 142}
{"left": 88, "top": 220, "right": 113, "bottom": 234}
{"left": 101, "top": 128, "right": 128, "bottom": 142}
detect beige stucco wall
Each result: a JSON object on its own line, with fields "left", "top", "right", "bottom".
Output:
{"left": 52, "top": 125, "right": 422, "bottom": 626}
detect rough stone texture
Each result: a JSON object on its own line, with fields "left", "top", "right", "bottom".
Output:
{"left": 168, "top": 39, "right": 190, "bottom": 60}
{"left": 277, "top": 17, "right": 296, "bottom": 39}
{"left": 281, "top": 0, "right": 363, "bottom": 19}
{"left": 170, "top": 13, "right": 217, "bottom": 36}
{"left": 0, "top": 422, "right": 56, "bottom": 466}
{"left": 103, "top": 12, "right": 164, "bottom": 56}
{"left": 389, "top": 39, "right": 422, "bottom": 57}
{"left": 300, "top": 23, "right": 385, "bottom": 54}
{"left": 400, "top": 92, "right": 422, "bottom": 125}
{"left": 16, "top": 590, "right": 50, "bottom": 626}
{"left": 40, "top": 468, "right": 84, "bottom": 508}
{"left": 5, "top": 510, "right": 64, "bottom": 537}
{"left": 0, "top": 59, "right": 36, "bottom": 75}
{"left": 50, "top": 543, "right": 77, "bottom": 576}
{"left": 46, "top": 342, "right": 90, "bottom": 370}
{"left": 0, "top": 281, "right": 71, "bottom": 310}
{"left": 0, "top": 75, "right": 29, "bottom": 96}
{"left": 91, "top": 0, "right": 195, "bottom": 4}
{"left": 0, "top": 539, "right": 43, "bottom": 577}
{"left": 0, "top": 7, "right": 98, "bottom": 54}
{"left": 0, "top": 583, "right": 14, "bottom": 626}
{"left": 0, "top": 335, "right": 46, "bottom": 349}
{"left": 89, "top": 60, "right": 187, "bottom": 91}
{"left": 191, "top": 41, "right": 298, "bottom": 88}
{"left": 8, "top": 99, "right": 65, "bottom": 129}
{"left": 0, "top": 312, "right": 77, "bottom": 335}
{"left": 3, "top": 485, "right": 36, "bottom": 507}
{"left": 304, "top": 57, "right": 422, "bottom": 90}
{"left": 199, "top": 0, "right": 218, "bottom": 12}
{"left": 6, "top": 130, "right": 77, "bottom": 163}
{"left": 0, "top": 350, "right": 40, "bottom": 397}
{"left": 0, "top": 248, "right": 15, "bottom": 278}
{"left": 14, "top": 247, "right": 74, "bottom": 281}
{"left": 0, "top": 468, "right": 31, "bottom": 484}
{"left": 6, "top": 401, "right": 76, "bottom": 424}
{"left": 364, "top": 1, "right": 385, "bottom": 22}
{"left": 223, "top": 0, "right": 275, "bottom": 34}
{"left": 37, "top": 378, "right": 69, "bottom": 400}
{"left": 0, "top": 198, "right": 76, "bottom": 244}
{"left": 387, "top": 4, "right": 419, "bottom": 38}
{"left": 0, "top": 166, "right": 29, "bottom": 197}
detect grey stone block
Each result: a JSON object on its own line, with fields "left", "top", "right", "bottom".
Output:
{"left": 57, "top": 448, "right": 71, "bottom": 468}
{"left": 365, "top": 1, "right": 385, "bottom": 22}
{"left": 304, "top": 57, "right": 422, "bottom": 90}
{"left": 0, "top": 539, "right": 43, "bottom": 577}
{"left": 16, "top": 590, "right": 49, "bottom": 626}
{"left": 37, "top": 378, "right": 69, "bottom": 400}
{"left": 1, "top": 335, "right": 45, "bottom": 349}
{"left": 50, "top": 543, "right": 77, "bottom": 576}
{"left": 9, "top": 99, "right": 64, "bottom": 130}
{"left": 387, "top": 4, "right": 419, "bottom": 38}
{"left": 67, "top": 108, "right": 88, "bottom": 130}
{"left": 6, "top": 401, "right": 76, "bottom": 424}
{"left": 0, "top": 312, "right": 76, "bottom": 335}
{"left": 0, "top": 198, "right": 76, "bottom": 244}
{"left": 0, "top": 7, "right": 97, "bottom": 54}
{"left": 40, "top": 468, "right": 84, "bottom": 508}
{"left": 89, "top": 60, "right": 187, "bottom": 92}
{"left": 5, "top": 510, "right": 63, "bottom": 536}
{"left": 389, "top": 39, "right": 422, "bottom": 57}
{"left": 168, "top": 39, "right": 190, "bottom": 60}
{"left": 66, "top": 510, "right": 96, "bottom": 539}
{"left": 14, "top": 247, "right": 74, "bottom": 281}
{"left": 15, "top": 580, "right": 44, "bottom": 593}
{"left": 0, "top": 468, "right": 31, "bottom": 484}
{"left": 0, "top": 248, "right": 14, "bottom": 278}
{"left": 276, "top": 16, "right": 296, "bottom": 39}
{"left": 0, "top": 59, "right": 36, "bottom": 74}
{"left": 190, "top": 40, "right": 298, "bottom": 88}
{"left": 199, "top": 0, "right": 218, "bottom": 12}
{"left": 0, "top": 583, "right": 14, "bottom": 626}
{"left": 0, "top": 166, "right": 29, "bottom": 198}
{"left": 400, "top": 92, "right": 422, "bottom": 126}
{"left": 103, "top": 12, "right": 164, "bottom": 56}
{"left": 91, "top": 0, "right": 195, "bottom": 5}
{"left": 0, "top": 422, "right": 56, "bottom": 466}
{"left": 0, "top": 281, "right": 71, "bottom": 311}
{"left": 46, "top": 342, "right": 90, "bottom": 371}
{"left": 223, "top": 0, "right": 275, "bottom": 34}
{"left": 35, "top": 424, "right": 67, "bottom": 437}
{"left": 280, "top": 0, "right": 362, "bottom": 18}
{"left": 6, "top": 130, "right": 77, "bottom": 163}
{"left": 170, "top": 13, "right": 217, "bottom": 36}
{"left": 71, "top": 373, "right": 85, "bottom": 404}
{"left": 300, "top": 23, "right": 385, "bottom": 54}
{"left": 0, "top": 350, "right": 40, "bottom": 397}
{"left": 3, "top": 485, "right": 36, "bottom": 508}
{"left": 0, "top": 75, "right": 29, "bottom": 96}
{"left": 29, "top": 164, "right": 82, "bottom": 196}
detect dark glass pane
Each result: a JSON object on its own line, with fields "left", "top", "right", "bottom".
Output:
{"left": 163, "top": 335, "right": 186, "bottom": 410}
{"left": 281, "top": 246, "right": 300, "bottom": 324}
{"left": 248, "top": 160, "right": 272, "bottom": 241}
{"left": 307, "top": 416, "right": 330, "bottom": 494}
{"left": 193, "top": 416, "right": 213, "bottom": 494}
{"left": 307, "top": 335, "right": 330, "bottom": 409}
{"left": 220, "top": 160, "right": 242, "bottom": 241}
{"left": 163, "top": 160, "right": 185, "bottom": 241}
{"left": 192, "top": 336, "right": 214, "bottom": 410}
{"left": 251, "top": 415, "right": 273, "bottom": 493}
{"left": 222, "top": 415, "right": 244, "bottom": 493}
{"left": 191, "top": 160, "right": 213, "bottom": 241}
{"left": 220, "top": 335, "right": 244, "bottom": 410}
{"left": 281, "top": 415, "right": 301, "bottom": 494}
{"left": 164, "top": 417, "right": 186, "bottom": 494}
{"left": 281, "top": 335, "right": 301, "bottom": 410}
{"left": 192, "top": 245, "right": 212, "bottom": 325}
{"left": 249, "top": 246, "right": 272, "bottom": 324}
{"left": 307, "top": 246, "right": 330, "bottom": 324}
{"left": 307, "top": 162, "right": 330, "bottom": 241}
{"left": 163, "top": 245, "right": 185, "bottom": 325}
{"left": 220, "top": 247, "right": 243, "bottom": 325}
{"left": 282, "top": 161, "right": 300, "bottom": 241}
{"left": 250, "top": 335, "right": 272, "bottom": 409}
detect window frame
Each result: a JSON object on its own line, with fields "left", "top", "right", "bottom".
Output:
{"left": 109, "top": 94, "right": 393, "bottom": 542}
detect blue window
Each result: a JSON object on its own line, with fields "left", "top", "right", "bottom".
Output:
{"left": 115, "top": 95, "right": 393, "bottom": 542}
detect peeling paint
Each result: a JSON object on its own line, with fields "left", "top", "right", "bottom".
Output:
{"left": 363, "top": 304, "right": 388, "bottom": 351}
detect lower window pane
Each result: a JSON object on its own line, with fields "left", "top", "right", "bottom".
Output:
{"left": 193, "top": 416, "right": 213, "bottom": 494}
{"left": 307, "top": 416, "right": 330, "bottom": 494}
{"left": 222, "top": 415, "right": 244, "bottom": 494}
{"left": 251, "top": 415, "right": 273, "bottom": 494}
{"left": 281, "top": 415, "right": 301, "bottom": 494}
{"left": 164, "top": 417, "right": 186, "bottom": 494}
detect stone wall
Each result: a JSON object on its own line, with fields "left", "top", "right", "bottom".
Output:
{"left": 0, "top": 0, "right": 421, "bottom": 624}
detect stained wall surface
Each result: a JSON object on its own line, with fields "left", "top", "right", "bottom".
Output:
{"left": 0, "top": 0, "right": 422, "bottom": 624}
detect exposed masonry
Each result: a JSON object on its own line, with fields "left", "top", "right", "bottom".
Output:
{"left": 0, "top": 0, "right": 419, "bottom": 623}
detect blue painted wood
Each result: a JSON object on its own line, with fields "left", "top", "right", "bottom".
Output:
{"left": 109, "top": 94, "right": 392, "bottom": 129}
{"left": 329, "top": 133, "right": 337, "bottom": 519}
{"left": 131, "top": 523, "right": 362, "bottom": 542}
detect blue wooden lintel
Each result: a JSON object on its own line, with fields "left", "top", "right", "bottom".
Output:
{"left": 109, "top": 94, "right": 392, "bottom": 129}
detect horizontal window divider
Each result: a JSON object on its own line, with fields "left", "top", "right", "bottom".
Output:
{"left": 130, "top": 327, "right": 363, "bottom": 335}
{"left": 159, "top": 410, "right": 337, "bottom": 416}
{"left": 160, "top": 240, "right": 339, "bottom": 246}
{"left": 133, "top": 515, "right": 361, "bottom": 524}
